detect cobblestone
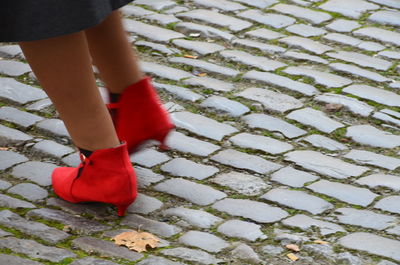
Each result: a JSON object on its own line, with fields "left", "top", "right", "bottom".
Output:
{"left": 229, "top": 132, "right": 293, "bottom": 154}
{"left": 211, "top": 171, "right": 269, "bottom": 196}
{"left": 0, "top": 150, "right": 28, "bottom": 170}
{"left": 279, "top": 36, "right": 332, "bottom": 54}
{"left": 346, "top": 125, "right": 400, "bottom": 148}
{"left": 0, "top": 60, "right": 31, "bottom": 77}
{"left": 0, "top": 106, "right": 43, "bottom": 128}
{"left": 124, "top": 19, "right": 184, "bottom": 43}
{"left": 327, "top": 51, "right": 392, "bottom": 71}
{"left": 231, "top": 243, "right": 262, "bottom": 264}
{"left": 70, "top": 257, "right": 119, "bottom": 265}
{"left": 169, "top": 57, "right": 239, "bottom": 77}
{"left": 333, "top": 208, "right": 396, "bottom": 230}
{"left": 121, "top": 214, "right": 181, "bottom": 237}
{"left": 179, "top": 230, "right": 229, "bottom": 253}
{"left": 330, "top": 62, "right": 390, "bottom": 83}
{"left": 354, "top": 27, "right": 400, "bottom": 47}
{"left": 270, "top": 166, "right": 319, "bottom": 187}
{"left": 141, "top": 61, "right": 193, "bottom": 81}
{"left": 282, "top": 214, "right": 346, "bottom": 235}
{"left": 130, "top": 148, "right": 171, "bottom": 168}
{"left": 32, "top": 139, "right": 74, "bottom": 158}
{"left": 137, "top": 256, "right": 186, "bottom": 265}
{"left": 374, "top": 196, "right": 400, "bottom": 214}
{"left": 238, "top": 10, "right": 296, "bottom": 29}
{"left": 282, "top": 51, "right": 328, "bottom": 64}
{"left": 36, "top": 118, "right": 70, "bottom": 138}
{"left": 245, "top": 28, "right": 285, "bottom": 40}
{"left": 154, "top": 82, "right": 204, "bottom": 102}
{"left": 8, "top": 183, "right": 48, "bottom": 201}
{"left": 326, "top": 19, "right": 361, "bottom": 32}
{"left": 162, "top": 247, "right": 223, "bottom": 265}
{"left": 11, "top": 161, "right": 58, "bottom": 186}
{"left": 182, "top": 76, "right": 234, "bottom": 92}
{"left": 165, "top": 131, "right": 220, "bottom": 157}
{"left": 272, "top": 3, "right": 332, "bottom": 24}
{"left": 0, "top": 254, "right": 44, "bottom": 265}
{"left": 0, "top": 78, "right": 47, "bottom": 104}
{"left": 284, "top": 67, "right": 351, "bottom": 89}
{"left": 0, "top": 124, "right": 33, "bottom": 145}
{"left": 286, "top": 23, "right": 327, "bottom": 37}
{"left": 344, "top": 150, "right": 400, "bottom": 170}
{"left": 320, "top": 0, "right": 379, "bottom": 18}
{"left": 232, "top": 38, "right": 286, "bottom": 54}
{"left": 200, "top": 95, "right": 250, "bottom": 117}
{"left": 161, "top": 157, "right": 218, "bottom": 180}
{"left": 175, "top": 22, "right": 235, "bottom": 41}
{"left": 220, "top": 50, "right": 286, "bottom": 71}
{"left": 163, "top": 207, "right": 222, "bottom": 229}
{"left": 172, "top": 39, "right": 225, "bottom": 55}
{"left": 302, "top": 134, "right": 347, "bottom": 151}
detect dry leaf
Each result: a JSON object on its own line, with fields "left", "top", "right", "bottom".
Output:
{"left": 314, "top": 239, "right": 329, "bottom": 245}
{"left": 287, "top": 253, "right": 299, "bottom": 261}
{"left": 0, "top": 147, "right": 9, "bottom": 151}
{"left": 285, "top": 244, "right": 300, "bottom": 252}
{"left": 184, "top": 54, "right": 198, "bottom": 59}
{"left": 198, "top": 73, "right": 207, "bottom": 77}
{"left": 112, "top": 230, "right": 160, "bottom": 253}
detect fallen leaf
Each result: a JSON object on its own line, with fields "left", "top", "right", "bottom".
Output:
{"left": 62, "top": 225, "right": 72, "bottom": 232}
{"left": 314, "top": 239, "right": 329, "bottom": 245}
{"left": 198, "top": 73, "right": 207, "bottom": 77}
{"left": 112, "top": 230, "right": 160, "bottom": 253}
{"left": 184, "top": 54, "right": 198, "bottom": 59}
{"left": 0, "top": 147, "right": 9, "bottom": 151}
{"left": 287, "top": 253, "right": 299, "bottom": 261}
{"left": 285, "top": 244, "right": 300, "bottom": 252}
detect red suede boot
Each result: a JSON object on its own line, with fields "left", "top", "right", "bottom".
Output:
{"left": 107, "top": 77, "right": 174, "bottom": 154}
{"left": 52, "top": 142, "right": 137, "bottom": 216}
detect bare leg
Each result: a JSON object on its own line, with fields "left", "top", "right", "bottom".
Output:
{"left": 19, "top": 32, "right": 120, "bottom": 151}
{"left": 85, "top": 10, "right": 144, "bottom": 94}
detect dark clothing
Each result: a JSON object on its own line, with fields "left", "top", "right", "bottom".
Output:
{"left": 0, "top": 0, "right": 133, "bottom": 42}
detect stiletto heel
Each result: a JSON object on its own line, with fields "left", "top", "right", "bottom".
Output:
{"left": 154, "top": 129, "right": 172, "bottom": 151}
{"left": 116, "top": 203, "right": 131, "bottom": 217}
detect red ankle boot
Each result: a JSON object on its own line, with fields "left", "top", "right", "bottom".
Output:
{"left": 52, "top": 142, "right": 137, "bottom": 216}
{"left": 107, "top": 77, "right": 174, "bottom": 154}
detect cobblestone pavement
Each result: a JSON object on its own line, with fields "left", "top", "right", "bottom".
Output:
{"left": 1, "top": 0, "right": 400, "bottom": 264}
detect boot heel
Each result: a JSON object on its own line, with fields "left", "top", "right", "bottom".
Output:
{"left": 116, "top": 203, "right": 131, "bottom": 217}
{"left": 155, "top": 128, "right": 174, "bottom": 151}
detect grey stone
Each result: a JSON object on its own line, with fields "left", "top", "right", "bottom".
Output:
{"left": 145, "top": 13, "right": 181, "bottom": 26}
{"left": 235, "top": 0, "right": 277, "bottom": 8}
{"left": 162, "top": 247, "right": 223, "bottom": 265}
{"left": 211, "top": 149, "right": 282, "bottom": 174}
{"left": 354, "top": 27, "right": 400, "bottom": 47}
{"left": 308, "top": 180, "right": 378, "bottom": 207}
{"left": 164, "top": 102, "right": 185, "bottom": 113}
{"left": 231, "top": 243, "right": 262, "bottom": 264}
{"left": 172, "top": 39, "right": 225, "bottom": 55}
{"left": 377, "top": 261, "right": 398, "bottom": 265}
{"left": 121, "top": 214, "right": 181, "bottom": 237}
{"left": 218, "top": 220, "right": 266, "bottom": 241}
{"left": 243, "top": 113, "right": 307, "bottom": 138}
{"left": 0, "top": 254, "right": 44, "bottom": 265}
{"left": 0, "top": 124, "right": 33, "bottom": 146}
{"left": 141, "top": 61, "right": 193, "bottom": 81}
{"left": 323, "top": 32, "right": 362, "bottom": 46}
{"left": 171, "top": 111, "right": 238, "bottom": 141}
{"left": 336, "top": 252, "right": 363, "bottom": 265}
{"left": 287, "top": 108, "right": 344, "bottom": 133}
{"left": 70, "top": 257, "right": 119, "bottom": 265}
{"left": 327, "top": 51, "right": 392, "bottom": 71}
{"left": 238, "top": 10, "right": 296, "bottom": 29}
{"left": 0, "top": 180, "right": 11, "bottom": 190}
{"left": 0, "top": 78, "right": 47, "bottom": 104}
{"left": 212, "top": 198, "right": 288, "bottom": 223}
{"left": 175, "top": 22, "right": 235, "bottom": 41}
{"left": 154, "top": 178, "right": 227, "bottom": 206}
{"left": 356, "top": 174, "right": 400, "bottom": 192}
{"left": 33, "top": 140, "right": 74, "bottom": 158}
{"left": 0, "top": 45, "right": 23, "bottom": 58}
{"left": 163, "top": 207, "right": 222, "bottom": 229}
{"left": 26, "top": 98, "right": 52, "bottom": 112}
{"left": 72, "top": 236, "right": 142, "bottom": 260}
{"left": 245, "top": 28, "right": 285, "bottom": 40}
{"left": 179, "top": 230, "right": 229, "bottom": 253}
{"left": 358, "top": 41, "right": 385, "bottom": 52}
{"left": 177, "top": 9, "right": 252, "bottom": 32}
{"left": 232, "top": 39, "right": 286, "bottom": 54}
{"left": 135, "top": 0, "right": 176, "bottom": 10}
{"left": 193, "top": 0, "right": 246, "bottom": 11}
{"left": 373, "top": 112, "right": 400, "bottom": 127}
{"left": 346, "top": 124, "right": 400, "bottom": 148}
{"left": 345, "top": 150, "right": 400, "bottom": 170}
{"left": 134, "top": 166, "right": 165, "bottom": 188}
{"left": 165, "top": 131, "right": 220, "bottom": 157}
{"left": 285, "top": 150, "right": 369, "bottom": 179}
{"left": 182, "top": 76, "right": 234, "bottom": 92}
{"left": 333, "top": 208, "right": 397, "bottom": 230}
{"left": 137, "top": 256, "right": 186, "bottom": 265}
{"left": 27, "top": 208, "right": 109, "bottom": 235}
{"left": 230, "top": 132, "right": 293, "bottom": 154}
{"left": 127, "top": 193, "right": 163, "bottom": 214}
{"left": 121, "top": 5, "right": 155, "bottom": 17}
{"left": 220, "top": 50, "right": 286, "bottom": 71}
{"left": 124, "top": 19, "right": 183, "bottom": 43}
{"left": 262, "top": 188, "right": 333, "bottom": 214}
{"left": 200, "top": 96, "right": 250, "bottom": 117}
{"left": 211, "top": 171, "right": 269, "bottom": 196}
{"left": 0, "top": 60, "right": 31, "bottom": 76}
{"left": 154, "top": 82, "right": 204, "bottom": 102}
{"left": 0, "top": 194, "right": 36, "bottom": 209}
{"left": 282, "top": 51, "right": 328, "bottom": 64}
{"left": 61, "top": 152, "right": 80, "bottom": 167}
{"left": 286, "top": 23, "right": 327, "bottom": 37}
{"left": 161, "top": 158, "right": 219, "bottom": 180}
{"left": 282, "top": 214, "right": 346, "bottom": 235}
{"left": 270, "top": 166, "right": 319, "bottom": 187}
{"left": 303, "top": 244, "right": 336, "bottom": 261}
{"left": 375, "top": 196, "right": 400, "bottom": 214}
{"left": 262, "top": 245, "right": 284, "bottom": 255}
{"left": 339, "top": 233, "right": 400, "bottom": 262}
{"left": 244, "top": 70, "right": 318, "bottom": 96}
{"left": 315, "top": 93, "right": 374, "bottom": 117}
{"left": 46, "top": 197, "right": 110, "bottom": 218}
{"left": 0, "top": 107, "right": 43, "bottom": 128}
{"left": 274, "top": 231, "right": 309, "bottom": 244}
{"left": 326, "top": 19, "right": 361, "bottom": 32}
{"left": 344, "top": 85, "right": 400, "bottom": 108}
{"left": 135, "top": 41, "right": 179, "bottom": 55}
{"left": 236, "top": 87, "right": 302, "bottom": 113}
{"left": 320, "top": 0, "right": 379, "bottom": 18}
{"left": 0, "top": 150, "right": 28, "bottom": 170}
{"left": 379, "top": 51, "right": 400, "bottom": 60}
{"left": 303, "top": 134, "right": 347, "bottom": 151}
{"left": 283, "top": 66, "right": 352, "bottom": 88}
{"left": 273, "top": 3, "right": 332, "bottom": 24}
{"left": 279, "top": 36, "right": 332, "bottom": 55}
{"left": 368, "top": 0, "right": 400, "bottom": 8}
{"left": 0, "top": 237, "right": 76, "bottom": 262}
{"left": 169, "top": 57, "right": 239, "bottom": 77}
{"left": 12, "top": 161, "right": 57, "bottom": 186}
{"left": 8, "top": 183, "right": 48, "bottom": 201}
{"left": 0, "top": 209, "right": 69, "bottom": 244}
{"left": 130, "top": 148, "right": 171, "bottom": 168}
{"left": 36, "top": 119, "right": 70, "bottom": 138}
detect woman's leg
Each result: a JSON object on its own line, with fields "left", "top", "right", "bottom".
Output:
{"left": 19, "top": 31, "right": 120, "bottom": 151}
{"left": 84, "top": 10, "right": 144, "bottom": 93}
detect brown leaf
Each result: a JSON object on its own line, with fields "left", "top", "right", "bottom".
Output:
{"left": 285, "top": 244, "right": 300, "bottom": 252}
{"left": 198, "top": 73, "right": 207, "bottom": 77}
{"left": 314, "top": 239, "right": 329, "bottom": 245}
{"left": 184, "top": 54, "right": 198, "bottom": 59}
{"left": 287, "top": 253, "right": 299, "bottom": 261}
{"left": 112, "top": 230, "right": 160, "bottom": 253}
